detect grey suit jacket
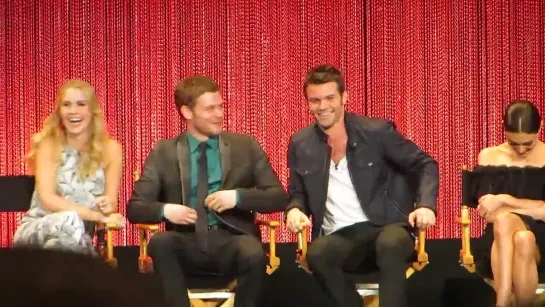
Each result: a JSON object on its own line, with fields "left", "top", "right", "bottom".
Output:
{"left": 127, "top": 131, "right": 287, "bottom": 238}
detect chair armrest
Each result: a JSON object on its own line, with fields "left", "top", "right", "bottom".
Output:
{"left": 105, "top": 223, "right": 123, "bottom": 230}
{"left": 256, "top": 220, "right": 280, "bottom": 227}
{"left": 136, "top": 224, "right": 161, "bottom": 256}
{"left": 415, "top": 228, "right": 427, "bottom": 260}
{"left": 457, "top": 164, "right": 476, "bottom": 272}
{"left": 405, "top": 227, "right": 429, "bottom": 278}
{"left": 95, "top": 222, "right": 122, "bottom": 269}
{"left": 256, "top": 219, "right": 280, "bottom": 274}
{"left": 96, "top": 222, "right": 123, "bottom": 230}
{"left": 412, "top": 228, "right": 429, "bottom": 269}
{"left": 136, "top": 223, "right": 161, "bottom": 273}
{"left": 136, "top": 223, "right": 161, "bottom": 231}
{"left": 295, "top": 225, "right": 311, "bottom": 274}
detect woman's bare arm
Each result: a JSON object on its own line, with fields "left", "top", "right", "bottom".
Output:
{"left": 102, "top": 139, "right": 123, "bottom": 214}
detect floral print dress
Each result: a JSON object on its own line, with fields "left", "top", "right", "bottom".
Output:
{"left": 13, "top": 146, "right": 105, "bottom": 255}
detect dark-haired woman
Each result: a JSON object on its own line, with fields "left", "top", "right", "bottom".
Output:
{"left": 474, "top": 99, "right": 545, "bottom": 306}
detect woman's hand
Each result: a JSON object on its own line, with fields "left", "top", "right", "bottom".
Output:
{"left": 94, "top": 196, "right": 116, "bottom": 215}
{"left": 477, "top": 194, "right": 505, "bottom": 220}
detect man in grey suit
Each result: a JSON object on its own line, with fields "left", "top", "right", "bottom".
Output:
{"left": 127, "top": 75, "right": 287, "bottom": 307}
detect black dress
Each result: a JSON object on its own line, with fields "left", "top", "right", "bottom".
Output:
{"left": 463, "top": 165, "right": 545, "bottom": 278}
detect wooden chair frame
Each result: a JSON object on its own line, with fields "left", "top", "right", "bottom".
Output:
{"left": 295, "top": 225, "right": 428, "bottom": 307}
{"left": 95, "top": 222, "right": 123, "bottom": 269}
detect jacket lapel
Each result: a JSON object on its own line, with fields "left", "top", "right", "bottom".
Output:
{"left": 219, "top": 133, "right": 231, "bottom": 188}
{"left": 176, "top": 133, "right": 191, "bottom": 207}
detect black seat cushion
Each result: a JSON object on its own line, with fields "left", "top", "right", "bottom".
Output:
{"left": 0, "top": 176, "right": 35, "bottom": 212}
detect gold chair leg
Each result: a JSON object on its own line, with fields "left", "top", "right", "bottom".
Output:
{"left": 105, "top": 228, "right": 117, "bottom": 269}
{"left": 138, "top": 256, "right": 153, "bottom": 273}
{"left": 138, "top": 228, "right": 154, "bottom": 273}
{"left": 105, "top": 257, "right": 118, "bottom": 269}
{"left": 362, "top": 295, "right": 379, "bottom": 307}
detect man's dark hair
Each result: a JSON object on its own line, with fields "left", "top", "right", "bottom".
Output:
{"left": 304, "top": 65, "right": 346, "bottom": 97}
{"left": 174, "top": 75, "right": 219, "bottom": 111}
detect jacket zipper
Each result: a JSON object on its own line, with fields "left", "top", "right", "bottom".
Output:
{"left": 385, "top": 190, "right": 408, "bottom": 218}
{"left": 312, "top": 145, "right": 332, "bottom": 237}
{"left": 320, "top": 147, "right": 331, "bottom": 223}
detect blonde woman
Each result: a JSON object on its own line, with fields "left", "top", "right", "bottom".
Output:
{"left": 13, "top": 80, "right": 124, "bottom": 255}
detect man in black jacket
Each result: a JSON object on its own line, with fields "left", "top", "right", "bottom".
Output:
{"left": 285, "top": 65, "right": 439, "bottom": 307}
{"left": 127, "top": 75, "right": 287, "bottom": 307}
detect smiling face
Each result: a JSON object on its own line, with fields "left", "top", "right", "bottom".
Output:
{"left": 58, "top": 87, "right": 92, "bottom": 138}
{"left": 306, "top": 81, "right": 347, "bottom": 130}
{"left": 181, "top": 91, "right": 224, "bottom": 139}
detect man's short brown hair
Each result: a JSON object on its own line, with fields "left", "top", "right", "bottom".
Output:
{"left": 304, "top": 65, "right": 346, "bottom": 98}
{"left": 174, "top": 75, "right": 219, "bottom": 110}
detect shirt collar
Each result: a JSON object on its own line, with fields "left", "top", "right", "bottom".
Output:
{"left": 313, "top": 112, "right": 358, "bottom": 149}
{"left": 187, "top": 133, "right": 219, "bottom": 153}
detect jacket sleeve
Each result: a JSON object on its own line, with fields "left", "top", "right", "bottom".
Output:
{"left": 376, "top": 121, "right": 439, "bottom": 212}
{"left": 126, "top": 144, "right": 168, "bottom": 224}
{"left": 235, "top": 137, "right": 288, "bottom": 213}
{"left": 284, "top": 137, "right": 311, "bottom": 217}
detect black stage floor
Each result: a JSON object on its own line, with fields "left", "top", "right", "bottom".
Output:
{"left": 3, "top": 239, "right": 540, "bottom": 307}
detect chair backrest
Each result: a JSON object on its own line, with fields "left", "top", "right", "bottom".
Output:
{"left": 0, "top": 176, "right": 35, "bottom": 212}
{"left": 461, "top": 166, "right": 478, "bottom": 208}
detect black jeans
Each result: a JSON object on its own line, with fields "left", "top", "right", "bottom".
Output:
{"left": 148, "top": 227, "right": 267, "bottom": 307}
{"left": 306, "top": 222, "right": 414, "bottom": 307}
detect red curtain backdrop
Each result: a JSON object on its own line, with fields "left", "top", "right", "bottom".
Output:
{"left": 1, "top": 0, "right": 544, "bottom": 247}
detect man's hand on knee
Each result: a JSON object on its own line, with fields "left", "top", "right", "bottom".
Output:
{"left": 408, "top": 207, "right": 436, "bottom": 228}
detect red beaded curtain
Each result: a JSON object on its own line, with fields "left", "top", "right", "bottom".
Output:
{"left": 1, "top": 0, "right": 544, "bottom": 247}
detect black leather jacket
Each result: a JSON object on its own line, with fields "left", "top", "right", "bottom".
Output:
{"left": 285, "top": 113, "right": 439, "bottom": 239}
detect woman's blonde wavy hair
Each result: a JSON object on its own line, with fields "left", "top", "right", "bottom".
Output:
{"left": 26, "top": 80, "right": 109, "bottom": 180}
